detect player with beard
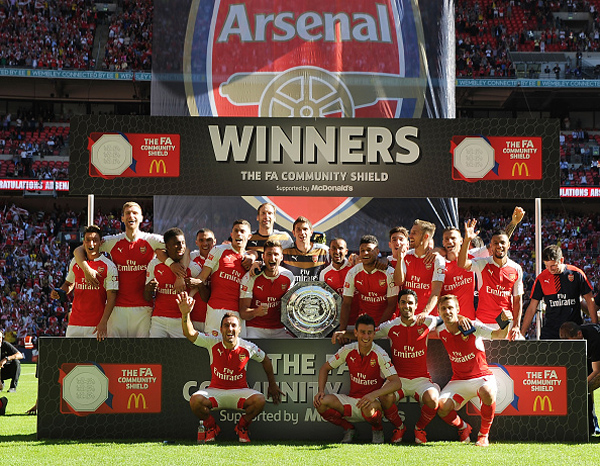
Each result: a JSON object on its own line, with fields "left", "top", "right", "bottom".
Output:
{"left": 239, "top": 240, "right": 295, "bottom": 338}
{"left": 437, "top": 295, "right": 512, "bottom": 447}
{"left": 145, "top": 228, "right": 201, "bottom": 338}
{"left": 333, "top": 235, "right": 398, "bottom": 339}
{"left": 394, "top": 220, "right": 445, "bottom": 320}
{"left": 458, "top": 220, "right": 523, "bottom": 340}
{"left": 375, "top": 289, "right": 441, "bottom": 444}
{"left": 186, "top": 228, "right": 216, "bottom": 332}
{"left": 196, "top": 220, "right": 254, "bottom": 336}
{"left": 319, "top": 238, "right": 360, "bottom": 328}
{"left": 442, "top": 207, "right": 525, "bottom": 320}
{"left": 177, "top": 292, "right": 283, "bottom": 443}
{"left": 314, "top": 314, "right": 402, "bottom": 444}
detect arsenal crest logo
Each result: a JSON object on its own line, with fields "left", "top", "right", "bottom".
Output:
{"left": 379, "top": 279, "right": 386, "bottom": 287}
{"left": 97, "top": 266, "right": 105, "bottom": 274}
{"left": 568, "top": 274, "right": 574, "bottom": 282}
{"left": 186, "top": 0, "right": 428, "bottom": 119}
{"left": 140, "top": 246, "right": 147, "bottom": 255}
{"left": 239, "top": 354, "right": 247, "bottom": 361}
{"left": 370, "top": 359, "right": 376, "bottom": 367}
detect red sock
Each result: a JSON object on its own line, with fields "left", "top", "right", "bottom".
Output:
{"left": 383, "top": 405, "right": 404, "bottom": 428}
{"left": 362, "top": 409, "right": 383, "bottom": 430}
{"left": 238, "top": 414, "right": 251, "bottom": 429}
{"left": 480, "top": 402, "right": 495, "bottom": 435}
{"left": 321, "top": 408, "right": 354, "bottom": 430}
{"left": 416, "top": 404, "right": 438, "bottom": 429}
{"left": 441, "top": 410, "right": 464, "bottom": 428}
{"left": 203, "top": 415, "right": 216, "bottom": 429}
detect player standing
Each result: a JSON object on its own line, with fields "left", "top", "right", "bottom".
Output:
{"left": 458, "top": 220, "right": 523, "bottom": 340}
{"left": 394, "top": 220, "right": 446, "bottom": 319}
{"left": 520, "top": 244, "right": 597, "bottom": 339}
{"left": 437, "top": 295, "right": 512, "bottom": 447}
{"left": 52, "top": 225, "right": 118, "bottom": 340}
{"left": 335, "top": 235, "right": 398, "bottom": 336}
{"left": 282, "top": 216, "right": 329, "bottom": 282}
{"left": 186, "top": 228, "right": 216, "bottom": 332}
{"left": 387, "top": 227, "right": 410, "bottom": 269}
{"left": 73, "top": 202, "right": 166, "bottom": 337}
{"left": 177, "top": 292, "right": 283, "bottom": 443}
{"left": 196, "top": 220, "right": 253, "bottom": 336}
{"left": 314, "top": 314, "right": 402, "bottom": 444}
{"left": 246, "top": 202, "right": 293, "bottom": 255}
{"left": 239, "top": 240, "right": 295, "bottom": 338}
{"left": 145, "top": 228, "right": 201, "bottom": 338}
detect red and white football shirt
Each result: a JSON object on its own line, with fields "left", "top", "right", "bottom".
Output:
{"left": 471, "top": 256, "right": 523, "bottom": 324}
{"left": 400, "top": 250, "right": 445, "bottom": 315}
{"left": 205, "top": 244, "right": 247, "bottom": 311}
{"left": 240, "top": 268, "right": 295, "bottom": 329}
{"left": 376, "top": 316, "right": 437, "bottom": 379}
{"left": 438, "top": 322, "right": 493, "bottom": 380}
{"left": 101, "top": 232, "right": 164, "bottom": 307}
{"left": 146, "top": 258, "right": 201, "bottom": 318}
{"left": 320, "top": 260, "right": 359, "bottom": 326}
{"left": 343, "top": 264, "right": 398, "bottom": 325}
{"left": 327, "top": 342, "right": 396, "bottom": 398}
{"left": 66, "top": 256, "right": 119, "bottom": 326}
{"left": 193, "top": 334, "right": 265, "bottom": 390}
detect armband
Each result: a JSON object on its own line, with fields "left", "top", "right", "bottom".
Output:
{"left": 165, "top": 258, "right": 175, "bottom": 267}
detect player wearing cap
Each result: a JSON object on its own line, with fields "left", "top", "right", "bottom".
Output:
{"left": 239, "top": 240, "right": 295, "bottom": 338}
{"left": 177, "top": 292, "right": 283, "bottom": 443}
{"left": 314, "top": 314, "right": 402, "bottom": 444}
{"left": 53, "top": 225, "right": 118, "bottom": 340}
{"left": 436, "top": 295, "right": 512, "bottom": 447}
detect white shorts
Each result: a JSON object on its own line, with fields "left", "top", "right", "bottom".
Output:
{"left": 193, "top": 387, "right": 262, "bottom": 410}
{"left": 246, "top": 326, "right": 293, "bottom": 339}
{"left": 192, "top": 321, "right": 205, "bottom": 333}
{"left": 394, "top": 377, "right": 440, "bottom": 403}
{"left": 332, "top": 394, "right": 366, "bottom": 423}
{"left": 107, "top": 306, "right": 152, "bottom": 338}
{"left": 205, "top": 305, "right": 246, "bottom": 338}
{"left": 149, "top": 316, "right": 186, "bottom": 338}
{"left": 439, "top": 375, "right": 497, "bottom": 410}
{"left": 66, "top": 325, "right": 96, "bottom": 338}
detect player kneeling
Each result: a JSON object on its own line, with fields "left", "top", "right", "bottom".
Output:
{"left": 436, "top": 295, "right": 512, "bottom": 447}
{"left": 314, "top": 314, "right": 402, "bottom": 444}
{"left": 177, "top": 291, "right": 283, "bottom": 443}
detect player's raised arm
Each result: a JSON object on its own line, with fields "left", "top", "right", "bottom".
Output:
{"left": 73, "top": 245, "right": 99, "bottom": 286}
{"left": 177, "top": 291, "right": 199, "bottom": 342}
{"left": 457, "top": 219, "right": 478, "bottom": 271}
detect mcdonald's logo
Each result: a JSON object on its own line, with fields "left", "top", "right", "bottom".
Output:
{"left": 127, "top": 392, "right": 147, "bottom": 410}
{"left": 511, "top": 162, "right": 529, "bottom": 177}
{"left": 533, "top": 395, "right": 553, "bottom": 412}
{"left": 149, "top": 159, "right": 167, "bottom": 174}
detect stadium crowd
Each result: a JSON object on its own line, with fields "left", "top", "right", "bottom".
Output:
{"left": 456, "top": 0, "right": 600, "bottom": 78}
